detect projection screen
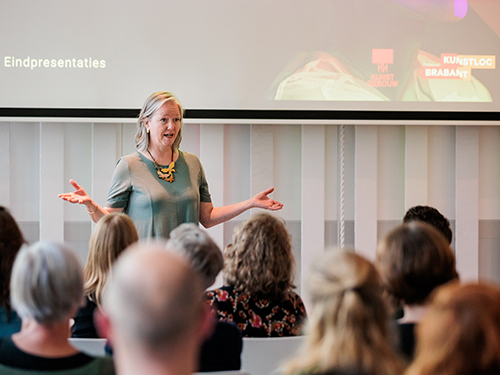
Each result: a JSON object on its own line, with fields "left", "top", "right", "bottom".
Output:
{"left": 1, "top": 0, "right": 499, "bottom": 121}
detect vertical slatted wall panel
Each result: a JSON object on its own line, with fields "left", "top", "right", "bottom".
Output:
{"left": 92, "top": 123, "right": 119, "bottom": 211}
{"left": 0, "top": 123, "right": 10, "bottom": 207}
{"left": 455, "top": 126, "right": 479, "bottom": 281}
{"left": 404, "top": 125, "right": 428, "bottom": 210}
{"left": 301, "top": 125, "right": 325, "bottom": 308}
{"left": 200, "top": 124, "right": 225, "bottom": 249}
{"left": 250, "top": 125, "right": 274, "bottom": 211}
{"left": 39, "top": 122, "right": 64, "bottom": 242}
{"left": 354, "top": 125, "right": 378, "bottom": 260}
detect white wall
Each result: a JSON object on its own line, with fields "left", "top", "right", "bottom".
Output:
{"left": 1, "top": 120, "right": 499, "bottom": 308}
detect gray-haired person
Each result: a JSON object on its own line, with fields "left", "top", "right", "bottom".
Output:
{"left": 0, "top": 241, "right": 115, "bottom": 374}
{"left": 167, "top": 223, "right": 243, "bottom": 372}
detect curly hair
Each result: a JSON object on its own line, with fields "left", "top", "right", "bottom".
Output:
{"left": 376, "top": 222, "right": 458, "bottom": 306}
{"left": 403, "top": 205, "right": 452, "bottom": 245}
{"left": 283, "top": 250, "right": 404, "bottom": 375}
{"left": 0, "top": 207, "right": 26, "bottom": 322}
{"left": 223, "top": 213, "right": 295, "bottom": 301}
{"left": 406, "top": 282, "right": 500, "bottom": 375}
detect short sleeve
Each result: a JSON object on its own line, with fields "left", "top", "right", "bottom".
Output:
{"left": 198, "top": 163, "right": 212, "bottom": 203}
{"left": 105, "top": 157, "right": 132, "bottom": 209}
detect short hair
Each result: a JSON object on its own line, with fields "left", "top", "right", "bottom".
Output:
{"left": 167, "top": 223, "right": 223, "bottom": 290}
{"left": 376, "top": 222, "right": 458, "bottom": 306}
{"left": 283, "top": 250, "right": 403, "bottom": 375}
{"left": 407, "top": 282, "right": 500, "bottom": 375}
{"left": 223, "top": 213, "right": 295, "bottom": 301}
{"left": 0, "top": 206, "right": 26, "bottom": 319}
{"left": 84, "top": 213, "right": 139, "bottom": 306}
{"left": 135, "top": 91, "right": 184, "bottom": 152}
{"left": 103, "top": 244, "right": 204, "bottom": 353}
{"left": 403, "top": 205, "right": 452, "bottom": 244}
{"left": 10, "top": 241, "right": 84, "bottom": 325}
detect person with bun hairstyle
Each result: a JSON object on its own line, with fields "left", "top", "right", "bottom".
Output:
{"left": 282, "top": 250, "right": 404, "bottom": 375}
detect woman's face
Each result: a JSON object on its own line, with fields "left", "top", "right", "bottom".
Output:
{"left": 144, "top": 100, "right": 181, "bottom": 151}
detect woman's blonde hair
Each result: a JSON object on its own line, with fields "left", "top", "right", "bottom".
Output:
{"left": 406, "top": 282, "right": 500, "bottom": 375}
{"left": 283, "top": 250, "right": 404, "bottom": 375}
{"left": 135, "top": 91, "right": 184, "bottom": 152}
{"left": 223, "top": 213, "right": 295, "bottom": 301}
{"left": 84, "top": 213, "right": 139, "bottom": 306}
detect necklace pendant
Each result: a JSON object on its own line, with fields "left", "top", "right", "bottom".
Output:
{"left": 157, "top": 162, "right": 175, "bottom": 182}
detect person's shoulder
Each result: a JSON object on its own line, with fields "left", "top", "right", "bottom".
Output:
{"left": 206, "top": 286, "right": 235, "bottom": 301}
{"left": 84, "top": 356, "right": 116, "bottom": 375}
{"left": 179, "top": 150, "right": 202, "bottom": 164}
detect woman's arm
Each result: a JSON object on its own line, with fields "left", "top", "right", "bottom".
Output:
{"left": 199, "top": 187, "right": 283, "bottom": 228}
{"left": 58, "top": 179, "right": 124, "bottom": 223}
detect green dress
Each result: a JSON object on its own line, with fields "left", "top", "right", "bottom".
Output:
{"left": 105, "top": 150, "right": 212, "bottom": 239}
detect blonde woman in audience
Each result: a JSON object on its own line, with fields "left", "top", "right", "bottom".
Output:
{"left": 376, "top": 222, "right": 458, "bottom": 360}
{"left": 72, "top": 213, "right": 138, "bottom": 338}
{"left": 206, "top": 212, "right": 307, "bottom": 337}
{"left": 406, "top": 282, "right": 500, "bottom": 375}
{"left": 282, "top": 250, "right": 404, "bottom": 375}
{"left": 0, "top": 241, "right": 115, "bottom": 374}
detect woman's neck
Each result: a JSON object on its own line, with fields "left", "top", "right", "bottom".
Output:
{"left": 146, "top": 146, "right": 177, "bottom": 165}
{"left": 399, "top": 304, "right": 427, "bottom": 324}
{"left": 12, "top": 318, "right": 79, "bottom": 357}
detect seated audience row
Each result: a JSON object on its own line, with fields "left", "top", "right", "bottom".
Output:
{"left": 2, "top": 203, "right": 499, "bottom": 375}
{"left": 0, "top": 241, "right": 115, "bottom": 374}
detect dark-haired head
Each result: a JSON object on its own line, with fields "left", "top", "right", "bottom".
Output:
{"left": 0, "top": 207, "right": 26, "bottom": 320}
{"left": 403, "top": 205, "right": 452, "bottom": 245}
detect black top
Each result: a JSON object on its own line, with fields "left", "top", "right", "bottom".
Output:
{"left": 72, "top": 296, "right": 99, "bottom": 338}
{"left": 199, "top": 321, "right": 242, "bottom": 372}
{"left": 206, "top": 285, "right": 307, "bottom": 337}
{"left": 0, "top": 336, "right": 94, "bottom": 370}
{"left": 396, "top": 322, "right": 416, "bottom": 361}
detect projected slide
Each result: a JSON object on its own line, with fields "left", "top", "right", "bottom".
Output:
{"left": 0, "top": 0, "right": 499, "bottom": 115}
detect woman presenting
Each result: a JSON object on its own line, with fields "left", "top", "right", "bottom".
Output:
{"left": 59, "top": 91, "right": 283, "bottom": 238}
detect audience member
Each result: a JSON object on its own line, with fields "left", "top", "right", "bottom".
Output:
{"left": 376, "top": 222, "right": 458, "bottom": 361}
{"left": 282, "top": 250, "right": 404, "bottom": 375}
{"left": 403, "top": 205, "right": 452, "bottom": 245}
{"left": 72, "top": 213, "right": 138, "bottom": 338}
{"left": 0, "top": 241, "right": 115, "bottom": 374}
{"left": 0, "top": 207, "right": 24, "bottom": 336}
{"left": 96, "top": 243, "right": 212, "bottom": 375}
{"left": 406, "top": 282, "right": 500, "bottom": 375}
{"left": 206, "top": 213, "right": 307, "bottom": 337}
{"left": 167, "top": 223, "right": 242, "bottom": 372}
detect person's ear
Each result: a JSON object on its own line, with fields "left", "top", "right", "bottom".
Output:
{"left": 143, "top": 117, "right": 150, "bottom": 133}
{"left": 94, "top": 308, "right": 114, "bottom": 344}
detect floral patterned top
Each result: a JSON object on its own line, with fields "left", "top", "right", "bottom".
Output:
{"left": 206, "top": 285, "right": 307, "bottom": 337}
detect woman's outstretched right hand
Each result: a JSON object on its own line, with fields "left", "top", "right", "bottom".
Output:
{"left": 58, "top": 179, "right": 92, "bottom": 205}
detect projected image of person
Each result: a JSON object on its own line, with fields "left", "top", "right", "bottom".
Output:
{"left": 271, "top": 0, "right": 493, "bottom": 102}
{"left": 59, "top": 91, "right": 283, "bottom": 239}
